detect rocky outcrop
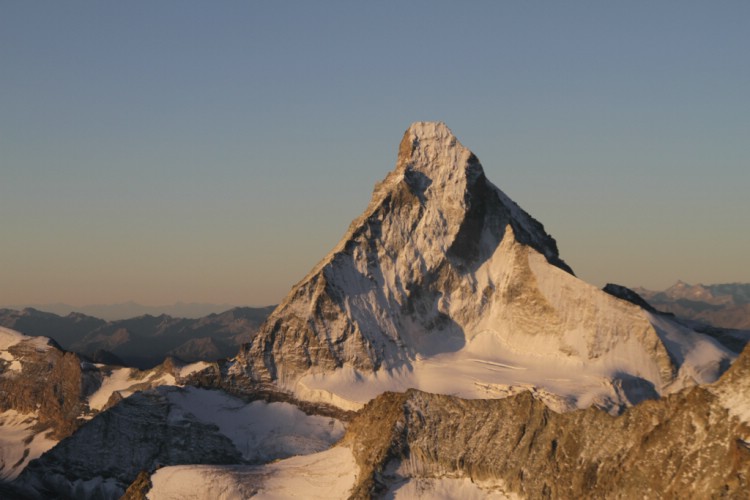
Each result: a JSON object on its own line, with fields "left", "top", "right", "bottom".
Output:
{"left": 0, "top": 334, "right": 91, "bottom": 439}
{"left": 344, "top": 344, "right": 750, "bottom": 499}
{"left": 13, "top": 389, "right": 243, "bottom": 499}
{"left": 13, "top": 385, "right": 348, "bottom": 500}
{"left": 0, "top": 327, "right": 228, "bottom": 482}
{"left": 603, "top": 283, "right": 667, "bottom": 315}
{"left": 120, "top": 471, "right": 151, "bottom": 500}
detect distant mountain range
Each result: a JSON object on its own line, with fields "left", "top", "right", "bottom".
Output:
{"left": 635, "top": 281, "right": 750, "bottom": 330}
{"left": 0, "top": 306, "right": 275, "bottom": 369}
{"left": 0, "top": 301, "right": 241, "bottom": 321}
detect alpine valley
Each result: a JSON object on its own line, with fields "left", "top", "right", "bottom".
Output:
{"left": 2, "top": 123, "right": 748, "bottom": 499}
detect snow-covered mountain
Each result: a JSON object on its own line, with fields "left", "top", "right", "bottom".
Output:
{"left": 228, "top": 122, "right": 735, "bottom": 413}
{"left": 14, "top": 386, "right": 345, "bottom": 499}
{"left": 0, "top": 326, "right": 207, "bottom": 481}
{"left": 635, "top": 281, "right": 750, "bottom": 330}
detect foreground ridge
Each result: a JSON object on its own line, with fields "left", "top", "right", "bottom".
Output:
{"left": 345, "top": 344, "right": 750, "bottom": 498}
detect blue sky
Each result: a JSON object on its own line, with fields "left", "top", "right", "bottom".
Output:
{"left": 1, "top": 2, "right": 748, "bottom": 307}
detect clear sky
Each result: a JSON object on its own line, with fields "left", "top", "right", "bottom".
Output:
{"left": 2, "top": 2, "right": 748, "bottom": 308}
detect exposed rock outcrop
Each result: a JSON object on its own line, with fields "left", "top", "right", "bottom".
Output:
{"left": 344, "top": 344, "right": 750, "bottom": 499}
{"left": 0, "top": 331, "right": 91, "bottom": 439}
{"left": 13, "top": 389, "right": 243, "bottom": 499}
{"left": 13, "top": 386, "right": 347, "bottom": 500}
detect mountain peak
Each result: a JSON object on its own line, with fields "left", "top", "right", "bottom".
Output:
{"left": 225, "top": 123, "right": 736, "bottom": 414}
{"left": 396, "top": 121, "right": 481, "bottom": 180}
{"left": 401, "top": 121, "right": 458, "bottom": 151}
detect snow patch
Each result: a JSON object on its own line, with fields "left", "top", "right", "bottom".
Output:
{"left": 165, "top": 387, "right": 345, "bottom": 461}
{"left": 178, "top": 361, "right": 211, "bottom": 378}
{"left": 291, "top": 238, "right": 737, "bottom": 414}
{"left": 385, "top": 476, "right": 520, "bottom": 500}
{"left": 87, "top": 367, "right": 139, "bottom": 411}
{"left": 0, "top": 410, "right": 57, "bottom": 480}
{"left": 87, "top": 367, "right": 184, "bottom": 412}
{"left": 0, "top": 327, "right": 52, "bottom": 353}
{"left": 0, "top": 327, "right": 26, "bottom": 350}
{"left": 148, "top": 445, "right": 358, "bottom": 500}
{"left": 646, "top": 312, "right": 735, "bottom": 388}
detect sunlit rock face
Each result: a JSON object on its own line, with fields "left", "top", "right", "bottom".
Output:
{"left": 230, "top": 122, "right": 734, "bottom": 413}
{"left": 343, "top": 345, "right": 750, "bottom": 499}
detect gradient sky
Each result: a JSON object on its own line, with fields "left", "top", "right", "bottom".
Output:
{"left": 2, "top": 2, "right": 749, "bottom": 308}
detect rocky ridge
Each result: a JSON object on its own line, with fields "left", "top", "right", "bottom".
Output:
{"left": 343, "top": 343, "right": 750, "bottom": 499}
{"left": 0, "top": 327, "right": 210, "bottom": 481}
{"left": 12, "top": 386, "right": 347, "bottom": 499}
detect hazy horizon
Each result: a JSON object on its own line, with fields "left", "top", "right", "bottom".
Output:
{"left": 2, "top": 2, "right": 748, "bottom": 307}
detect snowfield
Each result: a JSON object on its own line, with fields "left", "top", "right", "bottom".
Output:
{"left": 292, "top": 238, "right": 736, "bottom": 413}
{"left": 87, "top": 367, "right": 177, "bottom": 412}
{"left": 148, "top": 445, "right": 358, "bottom": 500}
{"left": 165, "top": 387, "right": 346, "bottom": 461}
{"left": 0, "top": 326, "right": 53, "bottom": 353}
{"left": 385, "top": 477, "right": 521, "bottom": 500}
{"left": 0, "top": 409, "right": 57, "bottom": 480}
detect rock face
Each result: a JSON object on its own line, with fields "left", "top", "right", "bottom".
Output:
{"left": 13, "top": 386, "right": 347, "bottom": 500}
{"left": 343, "top": 344, "right": 750, "bottom": 499}
{"left": 0, "top": 328, "right": 92, "bottom": 440}
{"left": 0, "top": 327, "right": 216, "bottom": 482}
{"left": 603, "top": 283, "right": 666, "bottom": 315}
{"left": 13, "top": 389, "right": 243, "bottom": 499}
{"left": 229, "top": 122, "right": 734, "bottom": 412}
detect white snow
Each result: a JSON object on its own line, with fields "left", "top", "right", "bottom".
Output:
{"left": 0, "top": 349, "right": 22, "bottom": 372}
{"left": 165, "top": 387, "right": 345, "bottom": 461}
{"left": 87, "top": 368, "right": 181, "bottom": 412}
{"left": 0, "top": 410, "right": 57, "bottom": 480}
{"left": 289, "top": 228, "right": 736, "bottom": 413}
{"left": 148, "top": 445, "right": 358, "bottom": 500}
{"left": 709, "top": 355, "right": 750, "bottom": 426}
{"left": 385, "top": 477, "right": 520, "bottom": 500}
{"left": 178, "top": 361, "right": 211, "bottom": 378}
{"left": 646, "top": 311, "right": 734, "bottom": 388}
{"left": 0, "top": 327, "right": 26, "bottom": 350}
{"left": 717, "top": 390, "right": 750, "bottom": 425}
{"left": 1, "top": 327, "right": 56, "bottom": 375}
{"left": 88, "top": 367, "right": 139, "bottom": 411}
{"left": 0, "top": 326, "right": 52, "bottom": 353}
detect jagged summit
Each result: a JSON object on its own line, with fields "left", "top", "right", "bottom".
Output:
{"left": 320, "top": 121, "right": 571, "bottom": 280}
{"left": 396, "top": 121, "right": 473, "bottom": 175}
{"left": 230, "top": 123, "right": 734, "bottom": 412}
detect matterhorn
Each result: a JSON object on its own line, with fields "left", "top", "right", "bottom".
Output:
{"left": 228, "top": 122, "right": 733, "bottom": 413}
